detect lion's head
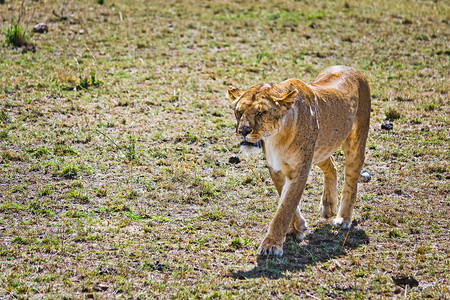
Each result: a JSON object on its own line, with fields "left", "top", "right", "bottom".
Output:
{"left": 228, "top": 82, "right": 298, "bottom": 155}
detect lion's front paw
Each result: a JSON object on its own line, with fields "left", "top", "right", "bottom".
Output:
{"left": 331, "top": 216, "right": 352, "bottom": 229}
{"left": 258, "top": 237, "right": 284, "bottom": 257}
{"left": 287, "top": 223, "right": 308, "bottom": 241}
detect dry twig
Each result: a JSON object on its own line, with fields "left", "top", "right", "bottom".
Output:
{"left": 341, "top": 226, "right": 352, "bottom": 249}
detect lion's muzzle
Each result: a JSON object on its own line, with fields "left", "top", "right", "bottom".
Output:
{"left": 238, "top": 125, "right": 252, "bottom": 137}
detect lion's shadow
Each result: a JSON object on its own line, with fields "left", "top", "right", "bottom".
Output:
{"left": 232, "top": 224, "right": 369, "bottom": 279}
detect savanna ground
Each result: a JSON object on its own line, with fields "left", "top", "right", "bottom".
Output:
{"left": 0, "top": 0, "right": 449, "bottom": 298}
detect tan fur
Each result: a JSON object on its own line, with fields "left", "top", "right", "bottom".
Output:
{"left": 228, "top": 66, "right": 371, "bottom": 256}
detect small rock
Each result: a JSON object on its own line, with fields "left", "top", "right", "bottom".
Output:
{"left": 359, "top": 169, "right": 371, "bottom": 182}
{"left": 150, "top": 261, "right": 165, "bottom": 271}
{"left": 381, "top": 122, "right": 393, "bottom": 131}
{"left": 22, "top": 44, "right": 36, "bottom": 53}
{"left": 228, "top": 156, "right": 240, "bottom": 164}
{"left": 33, "top": 23, "right": 48, "bottom": 33}
{"left": 95, "top": 284, "right": 109, "bottom": 292}
{"left": 392, "top": 275, "right": 419, "bottom": 288}
{"left": 98, "top": 267, "right": 118, "bottom": 275}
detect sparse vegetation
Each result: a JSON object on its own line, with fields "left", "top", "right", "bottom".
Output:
{"left": 4, "top": 22, "right": 28, "bottom": 48}
{"left": 1, "top": 150, "right": 23, "bottom": 162}
{"left": 385, "top": 107, "right": 401, "bottom": 121}
{"left": 0, "top": 0, "right": 448, "bottom": 298}
{"left": 78, "top": 70, "right": 101, "bottom": 90}
{"left": 0, "top": 111, "right": 10, "bottom": 124}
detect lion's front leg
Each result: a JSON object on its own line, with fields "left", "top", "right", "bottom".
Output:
{"left": 268, "top": 167, "right": 285, "bottom": 197}
{"left": 268, "top": 167, "right": 308, "bottom": 241}
{"left": 258, "top": 171, "right": 310, "bottom": 257}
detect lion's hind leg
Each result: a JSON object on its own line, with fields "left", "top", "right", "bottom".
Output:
{"left": 332, "top": 126, "right": 369, "bottom": 229}
{"left": 287, "top": 207, "right": 308, "bottom": 240}
{"left": 316, "top": 156, "right": 338, "bottom": 219}
{"left": 332, "top": 72, "right": 371, "bottom": 229}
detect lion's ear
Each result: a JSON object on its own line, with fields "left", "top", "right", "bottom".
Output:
{"left": 271, "top": 89, "right": 297, "bottom": 109}
{"left": 228, "top": 86, "right": 244, "bottom": 102}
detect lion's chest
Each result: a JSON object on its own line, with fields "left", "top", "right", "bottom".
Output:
{"left": 264, "top": 142, "right": 297, "bottom": 180}
{"left": 265, "top": 147, "right": 284, "bottom": 172}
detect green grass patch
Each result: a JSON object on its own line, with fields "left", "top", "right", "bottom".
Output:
{"left": 4, "top": 22, "right": 29, "bottom": 47}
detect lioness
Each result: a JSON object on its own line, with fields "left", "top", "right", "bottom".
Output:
{"left": 228, "top": 66, "right": 371, "bottom": 257}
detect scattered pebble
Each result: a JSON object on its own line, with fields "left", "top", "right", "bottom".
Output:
{"left": 22, "top": 44, "right": 36, "bottom": 53}
{"left": 95, "top": 284, "right": 109, "bottom": 292}
{"left": 149, "top": 261, "right": 166, "bottom": 271}
{"left": 392, "top": 275, "right": 419, "bottom": 288}
{"left": 33, "top": 23, "right": 48, "bottom": 33}
{"left": 381, "top": 123, "right": 393, "bottom": 131}
{"left": 360, "top": 169, "right": 371, "bottom": 182}
{"left": 229, "top": 156, "right": 240, "bottom": 164}
{"left": 98, "top": 267, "right": 118, "bottom": 275}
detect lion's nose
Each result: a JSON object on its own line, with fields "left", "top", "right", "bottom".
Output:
{"left": 239, "top": 126, "right": 252, "bottom": 137}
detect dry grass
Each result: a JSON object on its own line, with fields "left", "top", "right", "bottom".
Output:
{"left": 0, "top": 0, "right": 449, "bottom": 298}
